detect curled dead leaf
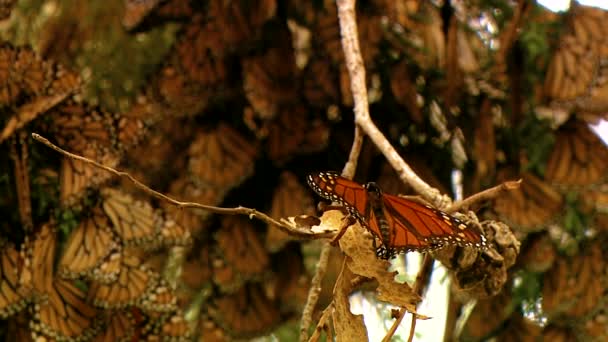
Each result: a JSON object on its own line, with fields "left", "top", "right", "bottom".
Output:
{"left": 333, "top": 264, "right": 368, "bottom": 342}
{"left": 338, "top": 218, "right": 420, "bottom": 312}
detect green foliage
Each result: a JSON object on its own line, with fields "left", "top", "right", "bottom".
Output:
{"left": 563, "top": 192, "right": 590, "bottom": 244}
{"left": 516, "top": 115, "right": 555, "bottom": 175}
{"left": 54, "top": 206, "right": 81, "bottom": 237}
{"left": 512, "top": 270, "right": 545, "bottom": 323}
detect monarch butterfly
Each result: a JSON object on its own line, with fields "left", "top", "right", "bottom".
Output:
{"left": 49, "top": 101, "right": 145, "bottom": 205}
{"left": 59, "top": 143, "right": 120, "bottom": 205}
{"left": 148, "top": 65, "right": 210, "bottom": 119}
{"left": 265, "top": 107, "right": 329, "bottom": 165}
{"left": 307, "top": 171, "right": 487, "bottom": 259}
{"left": 87, "top": 251, "right": 157, "bottom": 309}
{"left": 545, "top": 120, "right": 608, "bottom": 187}
{"left": 176, "top": 15, "right": 227, "bottom": 86}
{"left": 542, "top": 243, "right": 602, "bottom": 319}
{"left": 88, "top": 250, "right": 177, "bottom": 313}
{"left": 212, "top": 216, "right": 269, "bottom": 292}
{"left": 301, "top": 56, "right": 340, "bottom": 108}
{"left": 0, "top": 93, "right": 74, "bottom": 143}
{"left": 48, "top": 100, "right": 142, "bottom": 153}
{"left": 100, "top": 188, "right": 191, "bottom": 249}
{"left": 31, "top": 279, "right": 102, "bottom": 341}
{"left": 242, "top": 44, "right": 298, "bottom": 121}
{"left": 188, "top": 124, "right": 258, "bottom": 194}
{"left": 460, "top": 291, "right": 513, "bottom": 339}
{"left": 181, "top": 242, "right": 212, "bottom": 290}
{"left": 92, "top": 310, "right": 137, "bottom": 342}
{"left": 21, "top": 224, "right": 101, "bottom": 340}
{"left": 266, "top": 172, "right": 316, "bottom": 252}
{"left": 0, "top": 44, "right": 47, "bottom": 105}
{"left": 58, "top": 207, "right": 120, "bottom": 282}
{"left": 270, "top": 248, "right": 309, "bottom": 311}
{"left": 0, "top": 240, "right": 32, "bottom": 319}
{"left": 208, "top": 284, "right": 280, "bottom": 338}
{"left": 139, "top": 310, "right": 192, "bottom": 341}
{"left": 494, "top": 171, "right": 563, "bottom": 231}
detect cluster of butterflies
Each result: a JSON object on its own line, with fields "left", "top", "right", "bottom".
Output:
{"left": 307, "top": 171, "right": 488, "bottom": 259}
{"left": 0, "top": 188, "right": 193, "bottom": 341}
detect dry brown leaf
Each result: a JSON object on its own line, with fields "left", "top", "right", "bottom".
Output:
{"left": 337, "top": 216, "right": 420, "bottom": 311}
{"left": 333, "top": 261, "right": 368, "bottom": 342}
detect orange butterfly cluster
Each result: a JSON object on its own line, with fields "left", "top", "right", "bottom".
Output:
{"left": 0, "top": 43, "right": 81, "bottom": 144}
{"left": 0, "top": 219, "right": 191, "bottom": 341}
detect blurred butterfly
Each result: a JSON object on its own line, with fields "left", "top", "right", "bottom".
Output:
{"left": 264, "top": 107, "right": 329, "bottom": 165}
{"left": 0, "top": 44, "right": 80, "bottom": 143}
{"left": 307, "top": 171, "right": 487, "bottom": 259}
{"left": 545, "top": 119, "right": 608, "bottom": 187}
{"left": 0, "top": 44, "right": 47, "bottom": 105}
{"left": 494, "top": 171, "right": 563, "bottom": 232}
{"left": 92, "top": 310, "right": 137, "bottom": 342}
{"left": 181, "top": 242, "right": 212, "bottom": 290}
{"left": 212, "top": 216, "right": 269, "bottom": 292}
{"left": 242, "top": 43, "right": 298, "bottom": 121}
{"left": 100, "top": 187, "right": 191, "bottom": 249}
{"left": 87, "top": 250, "right": 177, "bottom": 313}
{"left": 139, "top": 310, "right": 192, "bottom": 341}
{"left": 208, "top": 284, "right": 280, "bottom": 338}
{"left": 0, "top": 240, "right": 31, "bottom": 319}
{"left": 543, "top": 4, "right": 608, "bottom": 122}
{"left": 187, "top": 124, "right": 258, "bottom": 196}
{"left": 0, "top": 0, "right": 15, "bottom": 20}
{"left": 266, "top": 172, "right": 316, "bottom": 252}
{"left": 122, "top": 0, "right": 193, "bottom": 31}
{"left": 47, "top": 101, "right": 145, "bottom": 205}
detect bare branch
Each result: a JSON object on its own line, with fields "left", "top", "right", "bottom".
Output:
{"left": 342, "top": 125, "right": 364, "bottom": 179}
{"left": 448, "top": 179, "right": 522, "bottom": 213}
{"left": 31, "top": 133, "right": 333, "bottom": 240}
{"left": 300, "top": 245, "right": 333, "bottom": 342}
{"left": 336, "top": 0, "right": 450, "bottom": 208}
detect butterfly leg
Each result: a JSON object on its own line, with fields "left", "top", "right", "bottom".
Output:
{"left": 330, "top": 215, "right": 357, "bottom": 246}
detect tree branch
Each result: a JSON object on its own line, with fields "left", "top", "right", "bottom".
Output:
{"left": 31, "top": 133, "right": 333, "bottom": 240}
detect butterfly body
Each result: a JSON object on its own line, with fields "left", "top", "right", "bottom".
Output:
{"left": 307, "top": 171, "right": 487, "bottom": 259}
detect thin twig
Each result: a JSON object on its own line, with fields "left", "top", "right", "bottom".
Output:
{"left": 31, "top": 133, "right": 334, "bottom": 240}
{"left": 382, "top": 254, "right": 434, "bottom": 342}
{"left": 342, "top": 125, "right": 363, "bottom": 178}
{"left": 300, "top": 245, "right": 332, "bottom": 342}
{"left": 492, "top": 0, "right": 529, "bottom": 74}
{"left": 447, "top": 179, "right": 521, "bottom": 213}
{"left": 308, "top": 303, "right": 334, "bottom": 342}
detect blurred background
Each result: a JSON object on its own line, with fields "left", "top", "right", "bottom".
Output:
{"left": 1, "top": 0, "right": 608, "bottom": 341}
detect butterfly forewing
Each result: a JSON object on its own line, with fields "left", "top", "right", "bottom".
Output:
{"left": 306, "top": 171, "right": 368, "bottom": 221}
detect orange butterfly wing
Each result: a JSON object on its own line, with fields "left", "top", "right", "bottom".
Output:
{"left": 306, "top": 172, "right": 383, "bottom": 241}
{"left": 383, "top": 193, "right": 487, "bottom": 249}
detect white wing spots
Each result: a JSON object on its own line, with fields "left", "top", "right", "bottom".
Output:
{"left": 458, "top": 223, "right": 467, "bottom": 230}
